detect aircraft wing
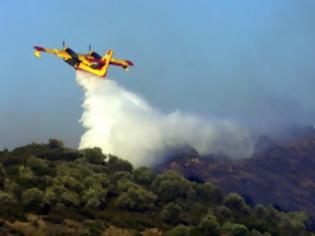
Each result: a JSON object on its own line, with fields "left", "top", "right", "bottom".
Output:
{"left": 110, "top": 58, "right": 134, "bottom": 71}
{"left": 34, "top": 46, "right": 71, "bottom": 60}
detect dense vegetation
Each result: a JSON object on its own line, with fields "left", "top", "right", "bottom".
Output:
{"left": 0, "top": 139, "right": 312, "bottom": 235}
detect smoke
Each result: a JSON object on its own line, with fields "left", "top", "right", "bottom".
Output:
{"left": 76, "top": 71, "right": 254, "bottom": 167}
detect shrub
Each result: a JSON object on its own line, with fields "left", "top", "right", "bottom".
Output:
{"left": 115, "top": 185, "right": 157, "bottom": 211}
{"left": 26, "top": 156, "right": 49, "bottom": 176}
{"left": 0, "top": 164, "right": 6, "bottom": 188}
{"left": 47, "top": 139, "right": 64, "bottom": 149}
{"left": 107, "top": 155, "right": 133, "bottom": 173}
{"left": 165, "top": 225, "right": 191, "bottom": 236}
{"left": 222, "top": 222, "right": 249, "bottom": 236}
{"left": 160, "top": 203, "right": 183, "bottom": 226}
{"left": 133, "top": 167, "right": 156, "bottom": 185}
{"left": 194, "top": 182, "right": 224, "bottom": 204}
{"left": 152, "top": 171, "right": 194, "bottom": 202}
{"left": 224, "top": 193, "right": 249, "bottom": 214}
{"left": 195, "top": 213, "right": 220, "bottom": 236}
{"left": 21, "top": 188, "right": 44, "bottom": 212}
{"left": 18, "top": 166, "right": 34, "bottom": 186}
{"left": 0, "top": 191, "right": 17, "bottom": 216}
{"left": 81, "top": 147, "right": 106, "bottom": 165}
{"left": 82, "top": 185, "right": 108, "bottom": 209}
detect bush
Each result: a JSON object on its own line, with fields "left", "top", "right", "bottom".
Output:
{"left": 278, "top": 212, "right": 308, "bottom": 236}
{"left": 194, "top": 182, "right": 224, "bottom": 204}
{"left": 133, "top": 167, "right": 156, "bottom": 185}
{"left": 152, "top": 171, "right": 194, "bottom": 202}
{"left": 195, "top": 213, "right": 220, "bottom": 236}
{"left": 250, "top": 229, "right": 271, "bottom": 236}
{"left": 60, "top": 189, "right": 80, "bottom": 207}
{"left": 83, "top": 173, "right": 110, "bottom": 189}
{"left": 44, "top": 188, "right": 58, "bottom": 206}
{"left": 107, "top": 155, "right": 133, "bottom": 173}
{"left": 0, "top": 164, "right": 6, "bottom": 188}
{"left": 224, "top": 193, "right": 249, "bottom": 214}
{"left": 222, "top": 222, "right": 249, "bottom": 236}
{"left": 113, "top": 171, "right": 134, "bottom": 183}
{"left": 21, "top": 188, "right": 44, "bottom": 212}
{"left": 82, "top": 147, "right": 106, "bottom": 165}
{"left": 0, "top": 191, "right": 17, "bottom": 216}
{"left": 160, "top": 203, "right": 183, "bottom": 226}
{"left": 116, "top": 178, "right": 138, "bottom": 194}
{"left": 82, "top": 185, "right": 108, "bottom": 209}
{"left": 26, "top": 156, "right": 49, "bottom": 176}
{"left": 214, "top": 206, "right": 232, "bottom": 223}
{"left": 115, "top": 185, "right": 157, "bottom": 212}
{"left": 47, "top": 139, "right": 64, "bottom": 149}
{"left": 18, "top": 166, "right": 34, "bottom": 186}
{"left": 165, "top": 225, "right": 191, "bottom": 236}
{"left": 4, "top": 178, "right": 23, "bottom": 197}
{"left": 60, "top": 175, "right": 84, "bottom": 193}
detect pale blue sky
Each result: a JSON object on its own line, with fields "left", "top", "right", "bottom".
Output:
{"left": 0, "top": 0, "right": 315, "bottom": 148}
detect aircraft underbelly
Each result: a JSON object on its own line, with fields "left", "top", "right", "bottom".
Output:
{"left": 64, "top": 58, "right": 80, "bottom": 67}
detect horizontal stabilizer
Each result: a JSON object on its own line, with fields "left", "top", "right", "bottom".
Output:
{"left": 34, "top": 50, "right": 41, "bottom": 58}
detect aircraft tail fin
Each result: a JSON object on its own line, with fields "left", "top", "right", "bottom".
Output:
{"left": 102, "top": 50, "right": 113, "bottom": 61}
{"left": 33, "top": 46, "right": 45, "bottom": 58}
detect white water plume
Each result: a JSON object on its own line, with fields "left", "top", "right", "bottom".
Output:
{"left": 76, "top": 71, "right": 254, "bottom": 167}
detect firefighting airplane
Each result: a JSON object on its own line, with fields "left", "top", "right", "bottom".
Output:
{"left": 33, "top": 42, "right": 134, "bottom": 78}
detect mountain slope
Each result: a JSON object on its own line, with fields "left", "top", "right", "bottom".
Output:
{"left": 0, "top": 139, "right": 312, "bottom": 235}
{"left": 158, "top": 127, "right": 315, "bottom": 229}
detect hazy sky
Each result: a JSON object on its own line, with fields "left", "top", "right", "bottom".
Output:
{"left": 0, "top": 0, "right": 315, "bottom": 149}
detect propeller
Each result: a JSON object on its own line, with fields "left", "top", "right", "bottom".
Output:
{"left": 62, "top": 41, "right": 65, "bottom": 48}
{"left": 89, "top": 44, "right": 91, "bottom": 52}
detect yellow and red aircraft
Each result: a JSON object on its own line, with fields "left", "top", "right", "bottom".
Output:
{"left": 33, "top": 43, "right": 134, "bottom": 78}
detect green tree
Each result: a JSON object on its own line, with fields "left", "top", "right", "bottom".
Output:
{"left": 45, "top": 184, "right": 80, "bottom": 207}
{"left": 44, "top": 188, "right": 58, "bottom": 207}
{"left": 194, "top": 213, "right": 220, "bottom": 236}
{"left": 214, "top": 206, "right": 232, "bottom": 223}
{"left": 250, "top": 230, "right": 271, "bottom": 236}
{"left": 83, "top": 173, "right": 110, "bottom": 189}
{"left": 194, "top": 182, "right": 224, "bottom": 204}
{"left": 22, "top": 187, "right": 44, "bottom": 212}
{"left": 82, "top": 184, "right": 108, "bottom": 209}
{"left": 4, "top": 178, "right": 23, "bottom": 197}
{"left": 160, "top": 203, "right": 183, "bottom": 226}
{"left": 81, "top": 147, "right": 106, "bottom": 165}
{"left": 18, "top": 166, "right": 34, "bottom": 186}
{"left": 152, "top": 171, "right": 194, "bottom": 202}
{"left": 222, "top": 222, "right": 249, "bottom": 236}
{"left": 60, "top": 189, "right": 80, "bottom": 207}
{"left": 115, "top": 185, "right": 157, "bottom": 211}
{"left": 113, "top": 171, "right": 134, "bottom": 183}
{"left": 106, "top": 155, "right": 133, "bottom": 173}
{"left": 116, "top": 178, "right": 138, "bottom": 194}
{"left": 224, "top": 193, "right": 249, "bottom": 214}
{"left": 133, "top": 166, "right": 156, "bottom": 185}
{"left": 255, "top": 204, "right": 267, "bottom": 218}
{"left": 60, "top": 175, "right": 84, "bottom": 193}
{"left": 165, "top": 225, "right": 191, "bottom": 236}
{"left": 57, "top": 162, "right": 93, "bottom": 180}
{"left": 278, "top": 212, "right": 308, "bottom": 236}
{"left": 0, "top": 191, "right": 17, "bottom": 216}
{"left": 0, "top": 164, "right": 6, "bottom": 188}
{"left": 26, "top": 156, "right": 49, "bottom": 176}
{"left": 47, "top": 139, "right": 64, "bottom": 149}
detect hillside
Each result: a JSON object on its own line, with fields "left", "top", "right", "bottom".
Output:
{"left": 0, "top": 139, "right": 312, "bottom": 235}
{"left": 158, "top": 127, "right": 315, "bottom": 230}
